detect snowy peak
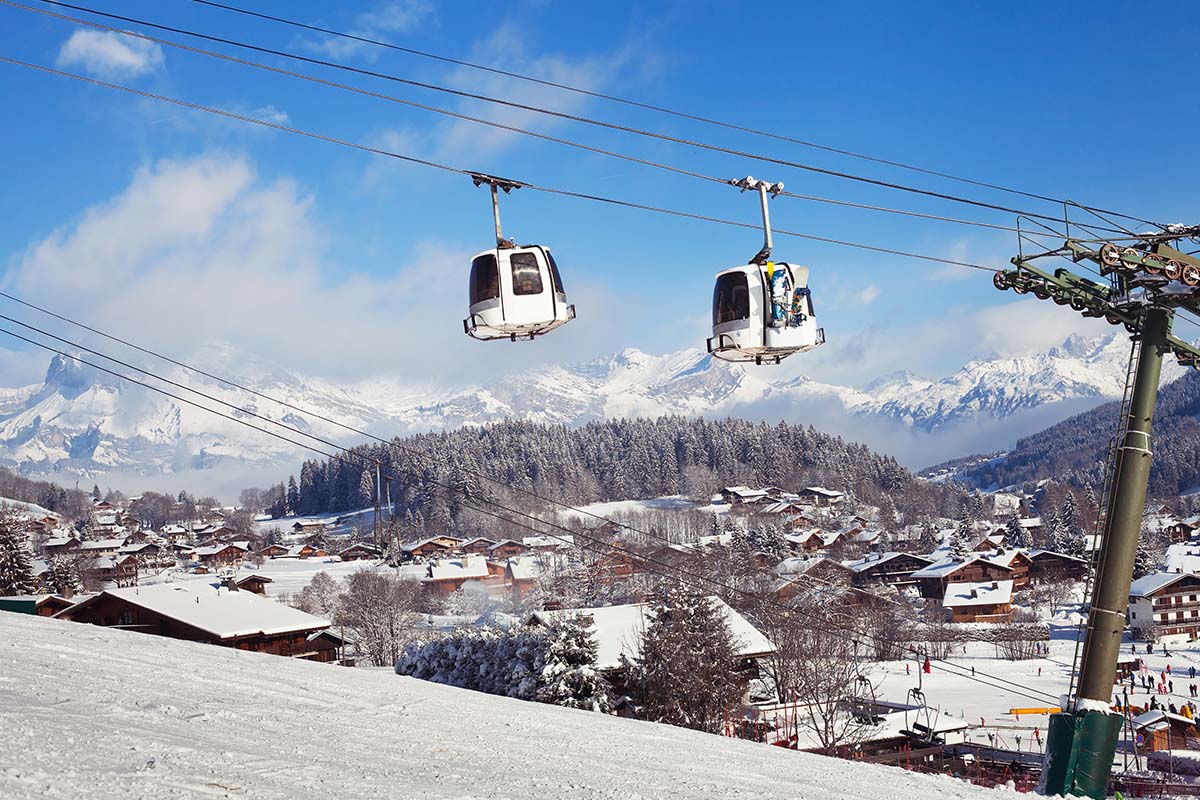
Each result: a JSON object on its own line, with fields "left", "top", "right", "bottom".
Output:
{"left": 0, "top": 331, "right": 1172, "bottom": 484}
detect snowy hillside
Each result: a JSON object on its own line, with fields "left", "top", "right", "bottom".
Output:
{"left": 0, "top": 331, "right": 1174, "bottom": 487}
{"left": 0, "top": 612, "right": 998, "bottom": 800}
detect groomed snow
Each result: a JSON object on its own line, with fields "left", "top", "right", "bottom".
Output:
{"left": 0, "top": 612, "right": 1005, "bottom": 800}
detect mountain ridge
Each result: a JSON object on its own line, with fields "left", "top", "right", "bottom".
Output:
{"left": 0, "top": 331, "right": 1177, "bottom": 487}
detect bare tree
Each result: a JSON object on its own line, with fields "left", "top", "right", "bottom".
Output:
{"left": 762, "top": 602, "right": 874, "bottom": 753}
{"left": 338, "top": 569, "right": 423, "bottom": 667}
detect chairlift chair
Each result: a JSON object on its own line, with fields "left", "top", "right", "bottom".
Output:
{"left": 707, "top": 177, "right": 824, "bottom": 364}
{"left": 463, "top": 174, "right": 575, "bottom": 341}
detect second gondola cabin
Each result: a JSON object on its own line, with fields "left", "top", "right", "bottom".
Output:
{"left": 708, "top": 262, "right": 824, "bottom": 364}
{"left": 464, "top": 245, "right": 575, "bottom": 341}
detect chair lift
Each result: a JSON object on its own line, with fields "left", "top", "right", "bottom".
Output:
{"left": 848, "top": 673, "right": 883, "bottom": 725}
{"left": 463, "top": 173, "right": 575, "bottom": 342}
{"left": 902, "top": 682, "right": 938, "bottom": 744}
{"left": 707, "top": 176, "right": 825, "bottom": 365}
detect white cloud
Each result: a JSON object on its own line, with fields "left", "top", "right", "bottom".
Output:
{"left": 251, "top": 105, "right": 290, "bottom": 126}
{"left": 856, "top": 284, "right": 880, "bottom": 305}
{"left": 56, "top": 29, "right": 164, "bottom": 80}
{"left": 306, "top": 1, "right": 434, "bottom": 60}
{"left": 2, "top": 154, "right": 616, "bottom": 388}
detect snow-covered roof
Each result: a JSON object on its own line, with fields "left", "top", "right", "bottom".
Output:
{"left": 523, "top": 534, "right": 572, "bottom": 549}
{"left": 1026, "top": 548, "right": 1087, "bottom": 564}
{"left": 506, "top": 557, "right": 540, "bottom": 581}
{"left": 1130, "top": 571, "right": 1197, "bottom": 598}
{"left": 531, "top": 596, "right": 774, "bottom": 671}
{"left": 1017, "top": 517, "right": 1042, "bottom": 529}
{"left": 80, "top": 538, "right": 127, "bottom": 551}
{"left": 911, "top": 555, "right": 1012, "bottom": 579}
{"left": 1133, "top": 708, "right": 1196, "bottom": 730}
{"left": 801, "top": 487, "right": 844, "bottom": 499}
{"left": 943, "top": 580, "right": 1013, "bottom": 608}
{"left": 42, "top": 536, "right": 77, "bottom": 548}
{"left": 59, "top": 583, "right": 329, "bottom": 638}
{"left": 843, "top": 552, "right": 931, "bottom": 573}
{"left": 194, "top": 542, "right": 248, "bottom": 557}
{"left": 723, "top": 486, "right": 768, "bottom": 499}
{"left": 424, "top": 556, "right": 490, "bottom": 582}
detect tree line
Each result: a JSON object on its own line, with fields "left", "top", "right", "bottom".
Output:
{"left": 259, "top": 417, "right": 970, "bottom": 536}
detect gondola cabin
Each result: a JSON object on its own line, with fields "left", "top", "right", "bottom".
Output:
{"left": 707, "top": 262, "right": 824, "bottom": 364}
{"left": 464, "top": 245, "right": 575, "bottom": 341}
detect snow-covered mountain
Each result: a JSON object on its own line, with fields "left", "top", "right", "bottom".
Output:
{"left": 0, "top": 332, "right": 1177, "bottom": 490}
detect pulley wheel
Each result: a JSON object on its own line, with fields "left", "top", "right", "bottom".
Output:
{"left": 992, "top": 272, "right": 1011, "bottom": 291}
{"left": 1183, "top": 264, "right": 1200, "bottom": 287}
{"left": 1099, "top": 243, "right": 1122, "bottom": 267}
{"left": 1165, "top": 260, "right": 1184, "bottom": 281}
{"left": 1143, "top": 253, "right": 1165, "bottom": 275}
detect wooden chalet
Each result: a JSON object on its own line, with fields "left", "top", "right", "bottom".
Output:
{"left": 192, "top": 542, "right": 248, "bottom": 567}
{"left": 291, "top": 521, "right": 328, "bottom": 535}
{"left": 486, "top": 540, "right": 529, "bottom": 560}
{"left": 942, "top": 579, "right": 1014, "bottom": 623}
{"left": 1133, "top": 709, "right": 1200, "bottom": 753}
{"left": 1128, "top": 572, "right": 1200, "bottom": 641}
{"left": 259, "top": 544, "right": 289, "bottom": 559}
{"left": 1027, "top": 549, "right": 1089, "bottom": 583}
{"left": 911, "top": 555, "right": 1014, "bottom": 600}
{"left": 720, "top": 486, "right": 771, "bottom": 506}
{"left": 420, "top": 556, "right": 497, "bottom": 597}
{"left": 505, "top": 558, "right": 540, "bottom": 602}
{"left": 234, "top": 574, "right": 273, "bottom": 595}
{"left": 0, "top": 594, "right": 77, "bottom": 616}
{"left": 41, "top": 536, "right": 81, "bottom": 558}
{"left": 56, "top": 583, "right": 341, "bottom": 662}
{"left": 85, "top": 554, "right": 139, "bottom": 588}
{"left": 795, "top": 487, "right": 845, "bottom": 507}
{"left": 1167, "top": 517, "right": 1200, "bottom": 544}
{"left": 458, "top": 537, "right": 497, "bottom": 555}
{"left": 593, "top": 545, "right": 646, "bottom": 581}
{"left": 403, "top": 536, "right": 462, "bottom": 560}
{"left": 78, "top": 538, "right": 128, "bottom": 558}
{"left": 844, "top": 551, "right": 933, "bottom": 589}
{"left": 338, "top": 542, "right": 382, "bottom": 562}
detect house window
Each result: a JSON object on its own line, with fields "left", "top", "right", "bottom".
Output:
{"left": 1131, "top": 611, "right": 1137, "bottom": 619}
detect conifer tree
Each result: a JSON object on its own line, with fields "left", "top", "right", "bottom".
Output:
{"left": 0, "top": 516, "right": 37, "bottom": 596}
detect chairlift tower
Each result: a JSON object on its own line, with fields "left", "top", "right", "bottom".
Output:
{"left": 992, "top": 223, "right": 1200, "bottom": 798}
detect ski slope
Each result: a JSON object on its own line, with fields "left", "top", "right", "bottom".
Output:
{"left": 0, "top": 613, "right": 1006, "bottom": 800}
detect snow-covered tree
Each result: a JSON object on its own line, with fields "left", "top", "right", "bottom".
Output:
{"left": 624, "top": 589, "right": 743, "bottom": 734}
{"left": 536, "top": 614, "right": 611, "bottom": 712}
{"left": 1006, "top": 515, "right": 1032, "bottom": 550}
{"left": 0, "top": 515, "right": 37, "bottom": 595}
{"left": 293, "top": 571, "right": 342, "bottom": 618}
{"left": 44, "top": 556, "right": 81, "bottom": 597}
{"left": 1133, "top": 536, "right": 1156, "bottom": 579}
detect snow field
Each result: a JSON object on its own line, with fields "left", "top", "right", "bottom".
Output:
{"left": 0, "top": 612, "right": 1007, "bottom": 800}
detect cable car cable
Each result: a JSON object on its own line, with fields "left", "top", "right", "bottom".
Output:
{"left": 0, "top": 293, "right": 1076, "bottom": 678}
{"left": 13, "top": 0, "right": 1152, "bottom": 234}
{"left": 0, "top": 55, "right": 1008, "bottom": 274}
{"left": 3, "top": 0, "right": 1129, "bottom": 243}
{"left": 181, "top": 0, "right": 1158, "bottom": 230}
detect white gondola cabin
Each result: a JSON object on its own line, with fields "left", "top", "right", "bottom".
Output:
{"left": 463, "top": 173, "right": 575, "bottom": 342}
{"left": 707, "top": 262, "right": 824, "bottom": 364}
{"left": 464, "top": 245, "right": 575, "bottom": 341}
{"left": 707, "top": 176, "right": 825, "bottom": 365}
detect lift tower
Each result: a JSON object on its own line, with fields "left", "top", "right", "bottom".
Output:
{"left": 992, "top": 225, "right": 1200, "bottom": 798}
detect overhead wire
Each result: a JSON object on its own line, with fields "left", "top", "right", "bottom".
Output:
{"left": 0, "top": 293, "right": 1067, "bottom": 698}
{"left": 0, "top": 54, "right": 1004, "bottom": 274}
{"left": 0, "top": 286, "right": 1076, "bottom": 676}
{"left": 13, "top": 0, "right": 1149, "bottom": 236}
{"left": 185, "top": 0, "right": 1155, "bottom": 229}
{"left": 3, "top": 0, "right": 1132, "bottom": 243}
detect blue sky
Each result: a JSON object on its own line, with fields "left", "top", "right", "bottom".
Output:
{"left": 2, "top": 0, "right": 1199, "bottom": 390}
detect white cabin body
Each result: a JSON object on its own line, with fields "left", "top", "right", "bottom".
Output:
{"left": 707, "top": 262, "right": 824, "bottom": 364}
{"left": 464, "top": 245, "right": 575, "bottom": 341}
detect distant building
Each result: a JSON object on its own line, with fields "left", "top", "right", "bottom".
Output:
{"left": 0, "top": 594, "right": 77, "bottom": 617}
{"left": 1128, "top": 572, "right": 1200, "bottom": 642}
{"left": 421, "top": 556, "right": 496, "bottom": 597}
{"left": 911, "top": 555, "right": 1014, "bottom": 600}
{"left": 337, "top": 543, "right": 382, "bottom": 562}
{"left": 942, "top": 580, "right": 1014, "bottom": 623}
{"left": 843, "top": 552, "right": 933, "bottom": 589}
